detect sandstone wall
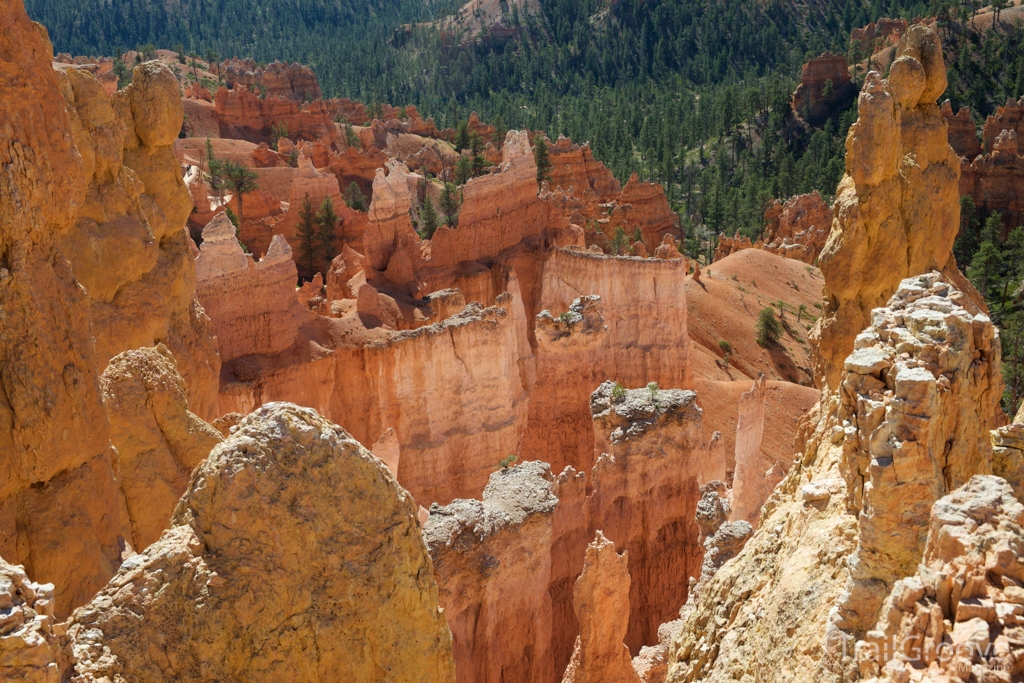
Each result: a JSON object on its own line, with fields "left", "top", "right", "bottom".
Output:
{"left": 425, "top": 462, "right": 558, "bottom": 683}
{"left": 530, "top": 249, "right": 692, "bottom": 476}
{"left": 588, "top": 382, "right": 725, "bottom": 653}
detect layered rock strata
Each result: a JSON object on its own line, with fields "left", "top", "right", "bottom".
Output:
{"left": 64, "top": 403, "right": 456, "bottom": 683}
{"left": 426, "top": 461, "right": 559, "bottom": 683}
{"left": 521, "top": 296, "right": 608, "bottom": 475}
{"left": 589, "top": 381, "right": 725, "bottom": 652}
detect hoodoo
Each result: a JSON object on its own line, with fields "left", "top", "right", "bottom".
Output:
{"left": 7, "top": 1, "right": 1024, "bottom": 681}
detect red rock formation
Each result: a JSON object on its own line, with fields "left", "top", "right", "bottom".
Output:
{"left": 195, "top": 214, "right": 315, "bottom": 364}
{"left": 325, "top": 97, "right": 368, "bottom": 125}
{"left": 220, "top": 57, "right": 321, "bottom": 103}
{"left": 587, "top": 382, "right": 725, "bottom": 653}
{"left": 521, "top": 296, "right": 608, "bottom": 476}
{"left": 562, "top": 532, "right": 641, "bottom": 683}
{"left": 214, "top": 86, "right": 339, "bottom": 145}
{"left": 961, "top": 129, "right": 1024, "bottom": 232}
{"left": 251, "top": 141, "right": 285, "bottom": 167}
{"left": 941, "top": 99, "right": 982, "bottom": 159}
{"left": 791, "top": 52, "right": 857, "bottom": 125}
{"left": 426, "top": 461, "right": 559, "bottom": 683}
{"left": 759, "top": 191, "right": 833, "bottom": 264}
{"left": 849, "top": 18, "right": 907, "bottom": 55}
{"left": 329, "top": 143, "right": 387, "bottom": 199}
{"left": 548, "top": 136, "right": 623, "bottom": 199}
{"left": 982, "top": 95, "right": 1024, "bottom": 152}
{"left": 713, "top": 233, "right": 752, "bottom": 261}
{"left": 618, "top": 173, "right": 679, "bottom": 246}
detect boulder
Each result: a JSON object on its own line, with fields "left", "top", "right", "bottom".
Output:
{"left": 65, "top": 403, "right": 456, "bottom": 683}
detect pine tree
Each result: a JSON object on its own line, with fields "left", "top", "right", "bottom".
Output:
{"left": 954, "top": 195, "right": 981, "bottom": 269}
{"left": 455, "top": 155, "right": 473, "bottom": 185}
{"left": 492, "top": 115, "right": 508, "bottom": 147}
{"left": 455, "top": 121, "right": 471, "bottom": 152}
{"left": 968, "top": 214, "right": 1005, "bottom": 302}
{"left": 533, "top": 135, "right": 552, "bottom": 185}
{"left": 315, "top": 197, "right": 338, "bottom": 275}
{"left": 419, "top": 196, "right": 440, "bottom": 239}
{"left": 296, "top": 194, "right": 318, "bottom": 279}
{"left": 220, "top": 161, "right": 259, "bottom": 220}
{"left": 470, "top": 132, "right": 487, "bottom": 176}
{"left": 343, "top": 182, "right": 368, "bottom": 211}
{"left": 439, "top": 183, "right": 460, "bottom": 227}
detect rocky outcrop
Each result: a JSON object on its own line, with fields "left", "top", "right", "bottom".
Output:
{"left": 100, "top": 345, "right": 223, "bottom": 551}
{"left": 960, "top": 129, "right": 1024, "bottom": 233}
{"left": 850, "top": 18, "right": 907, "bottom": 56}
{"left": 548, "top": 136, "right": 623, "bottom": 199}
{"left": 834, "top": 272, "right": 1002, "bottom": 632}
{"left": 760, "top": 191, "right": 833, "bottom": 264}
{"left": 982, "top": 95, "right": 1024, "bottom": 153}
{"left": 58, "top": 61, "right": 220, "bottom": 419}
{"left": 588, "top": 381, "right": 725, "bottom": 652}
{"left": 663, "top": 27, "right": 1000, "bottom": 683}
{"left": 665, "top": 272, "right": 1000, "bottom": 683}
{"left": 712, "top": 232, "right": 752, "bottom": 261}
{"left": 856, "top": 475, "right": 1024, "bottom": 682}
{"left": 0, "top": 557, "right": 62, "bottom": 682}
{"left": 814, "top": 26, "right": 964, "bottom": 390}
{"left": 991, "top": 418, "right": 1024, "bottom": 502}
{"left": 65, "top": 403, "right": 456, "bottom": 683}
{"left": 941, "top": 100, "right": 982, "bottom": 159}
{"left": 426, "top": 461, "right": 559, "bottom": 683}
{"left": 791, "top": 53, "right": 858, "bottom": 125}
{"left": 617, "top": 173, "right": 679, "bottom": 247}
{"left": 195, "top": 214, "right": 315, "bottom": 364}
{"left": 220, "top": 58, "right": 321, "bottom": 103}
{"left": 561, "top": 532, "right": 641, "bottom": 683}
